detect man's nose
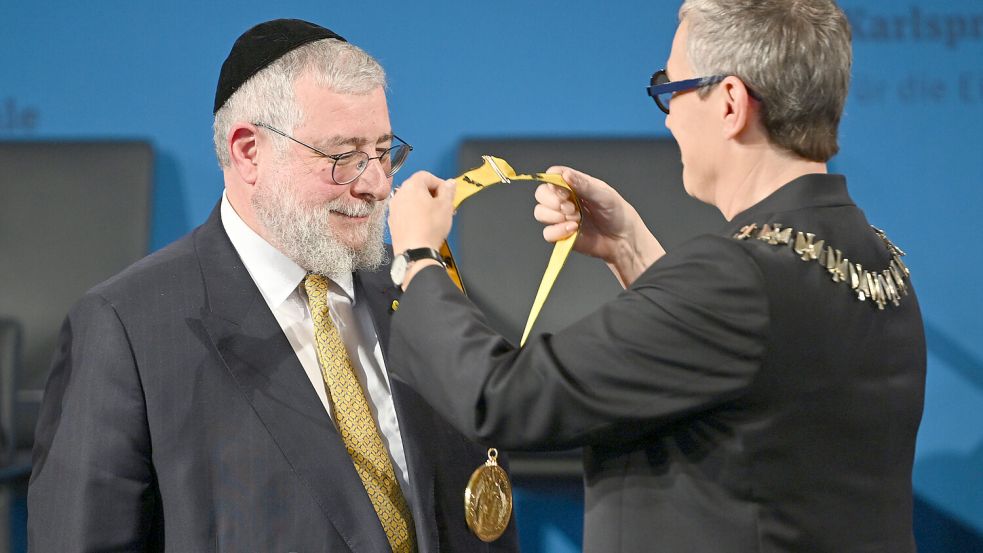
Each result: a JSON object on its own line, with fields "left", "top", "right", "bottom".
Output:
{"left": 349, "top": 158, "right": 391, "bottom": 201}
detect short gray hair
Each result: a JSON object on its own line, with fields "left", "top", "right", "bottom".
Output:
{"left": 679, "top": 0, "right": 852, "bottom": 162}
{"left": 213, "top": 38, "right": 386, "bottom": 168}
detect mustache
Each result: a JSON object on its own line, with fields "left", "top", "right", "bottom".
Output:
{"left": 327, "top": 197, "right": 386, "bottom": 217}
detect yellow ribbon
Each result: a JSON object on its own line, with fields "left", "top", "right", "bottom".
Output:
{"left": 441, "top": 156, "right": 581, "bottom": 346}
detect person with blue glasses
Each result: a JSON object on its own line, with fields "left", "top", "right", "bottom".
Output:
{"left": 387, "top": 0, "right": 926, "bottom": 552}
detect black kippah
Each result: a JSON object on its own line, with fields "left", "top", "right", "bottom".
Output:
{"left": 214, "top": 19, "right": 346, "bottom": 114}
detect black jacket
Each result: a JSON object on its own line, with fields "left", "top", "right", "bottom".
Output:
{"left": 28, "top": 203, "right": 519, "bottom": 553}
{"left": 389, "top": 174, "right": 926, "bottom": 553}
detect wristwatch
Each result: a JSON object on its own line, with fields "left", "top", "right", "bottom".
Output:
{"left": 390, "top": 247, "right": 445, "bottom": 287}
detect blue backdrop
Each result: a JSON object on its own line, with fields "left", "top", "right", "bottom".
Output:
{"left": 3, "top": 1, "right": 981, "bottom": 550}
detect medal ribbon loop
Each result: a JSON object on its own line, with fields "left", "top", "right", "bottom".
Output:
{"left": 441, "top": 156, "right": 582, "bottom": 345}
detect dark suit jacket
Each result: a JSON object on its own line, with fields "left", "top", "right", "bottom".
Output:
{"left": 388, "top": 174, "right": 926, "bottom": 553}
{"left": 28, "top": 204, "right": 519, "bottom": 553}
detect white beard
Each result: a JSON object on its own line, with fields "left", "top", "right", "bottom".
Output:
{"left": 251, "top": 176, "right": 389, "bottom": 279}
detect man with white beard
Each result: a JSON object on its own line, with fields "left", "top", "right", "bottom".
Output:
{"left": 28, "top": 19, "right": 519, "bottom": 553}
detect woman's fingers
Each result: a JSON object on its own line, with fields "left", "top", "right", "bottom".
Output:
{"left": 542, "top": 221, "right": 579, "bottom": 243}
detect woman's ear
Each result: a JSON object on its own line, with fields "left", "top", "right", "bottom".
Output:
{"left": 720, "top": 76, "right": 755, "bottom": 140}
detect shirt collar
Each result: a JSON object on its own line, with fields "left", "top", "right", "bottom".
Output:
{"left": 220, "top": 192, "right": 355, "bottom": 306}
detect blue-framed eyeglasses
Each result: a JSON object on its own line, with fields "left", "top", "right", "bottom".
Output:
{"left": 253, "top": 122, "right": 413, "bottom": 185}
{"left": 646, "top": 69, "right": 727, "bottom": 114}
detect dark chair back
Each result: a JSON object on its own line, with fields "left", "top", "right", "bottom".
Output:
{"left": 0, "top": 141, "right": 153, "bottom": 452}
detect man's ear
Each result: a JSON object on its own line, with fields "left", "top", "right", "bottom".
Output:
{"left": 720, "top": 76, "right": 755, "bottom": 140}
{"left": 228, "top": 123, "right": 260, "bottom": 185}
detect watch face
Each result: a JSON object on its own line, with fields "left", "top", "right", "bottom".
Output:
{"left": 390, "top": 253, "right": 408, "bottom": 285}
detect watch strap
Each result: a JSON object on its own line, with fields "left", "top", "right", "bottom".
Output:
{"left": 402, "top": 247, "right": 445, "bottom": 265}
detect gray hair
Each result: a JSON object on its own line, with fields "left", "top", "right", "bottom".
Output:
{"left": 213, "top": 38, "right": 386, "bottom": 168}
{"left": 679, "top": 0, "right": 852, "bottom": 162}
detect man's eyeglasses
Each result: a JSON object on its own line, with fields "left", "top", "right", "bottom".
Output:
{"left": 254, "top": 122, "right": 413, "bottom": 185}
{"left": 645, "top": 69, "right": 726, "bottom": 114}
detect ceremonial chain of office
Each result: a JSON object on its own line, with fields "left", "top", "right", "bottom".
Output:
{"left": 733, "top": 223, "right": 911, "bottom": 310}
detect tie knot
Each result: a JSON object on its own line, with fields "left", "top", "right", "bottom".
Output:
{"left": 304, "top": 273, "right": 331, "bottom": 308}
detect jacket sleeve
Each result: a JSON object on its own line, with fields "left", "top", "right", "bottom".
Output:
{"left": 28, "top": 293, "right": 158, "bottom": 552}
{"left": 387, "top": 236, "right": 770, "bottom": 450}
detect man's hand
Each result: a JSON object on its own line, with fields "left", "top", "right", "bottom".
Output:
{"left": 535, "top": 166, "right": 666, "bottom": 287}
{"left": 388, "top": 171, "right": 456, "bottom": 289}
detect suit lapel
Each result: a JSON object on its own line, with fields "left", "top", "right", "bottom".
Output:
{"left": 194, "top": 205, "right": 391, "bottom": 553}
{"left": 356, "top": 264, "right": 440, "bottom": 552}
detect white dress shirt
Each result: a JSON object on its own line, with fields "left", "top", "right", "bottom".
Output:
{"left": 219, "top": 193, "right": 412, "bottom": 497}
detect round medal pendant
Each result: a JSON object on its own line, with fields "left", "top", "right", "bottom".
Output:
{"left": 464, "top": 448, "right": 513, "bottom": 542}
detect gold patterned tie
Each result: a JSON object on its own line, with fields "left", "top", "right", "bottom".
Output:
{"left": 304, "top": 274, "right": 415, "bottom": 553}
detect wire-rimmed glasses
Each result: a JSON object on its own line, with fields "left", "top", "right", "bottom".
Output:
{"left": 254, "top": 122, "right": 413, "bottom": 185}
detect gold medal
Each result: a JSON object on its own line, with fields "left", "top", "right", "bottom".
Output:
{"left": 464, "top": 448, "right": 513, "bottom": 542}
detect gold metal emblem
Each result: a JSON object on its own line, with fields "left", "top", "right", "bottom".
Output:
{"left": 464, "top": 448, "right": 513, "bottom": 542}
{"left": 733, "top": 223, "right": 912, "bottom": 310}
